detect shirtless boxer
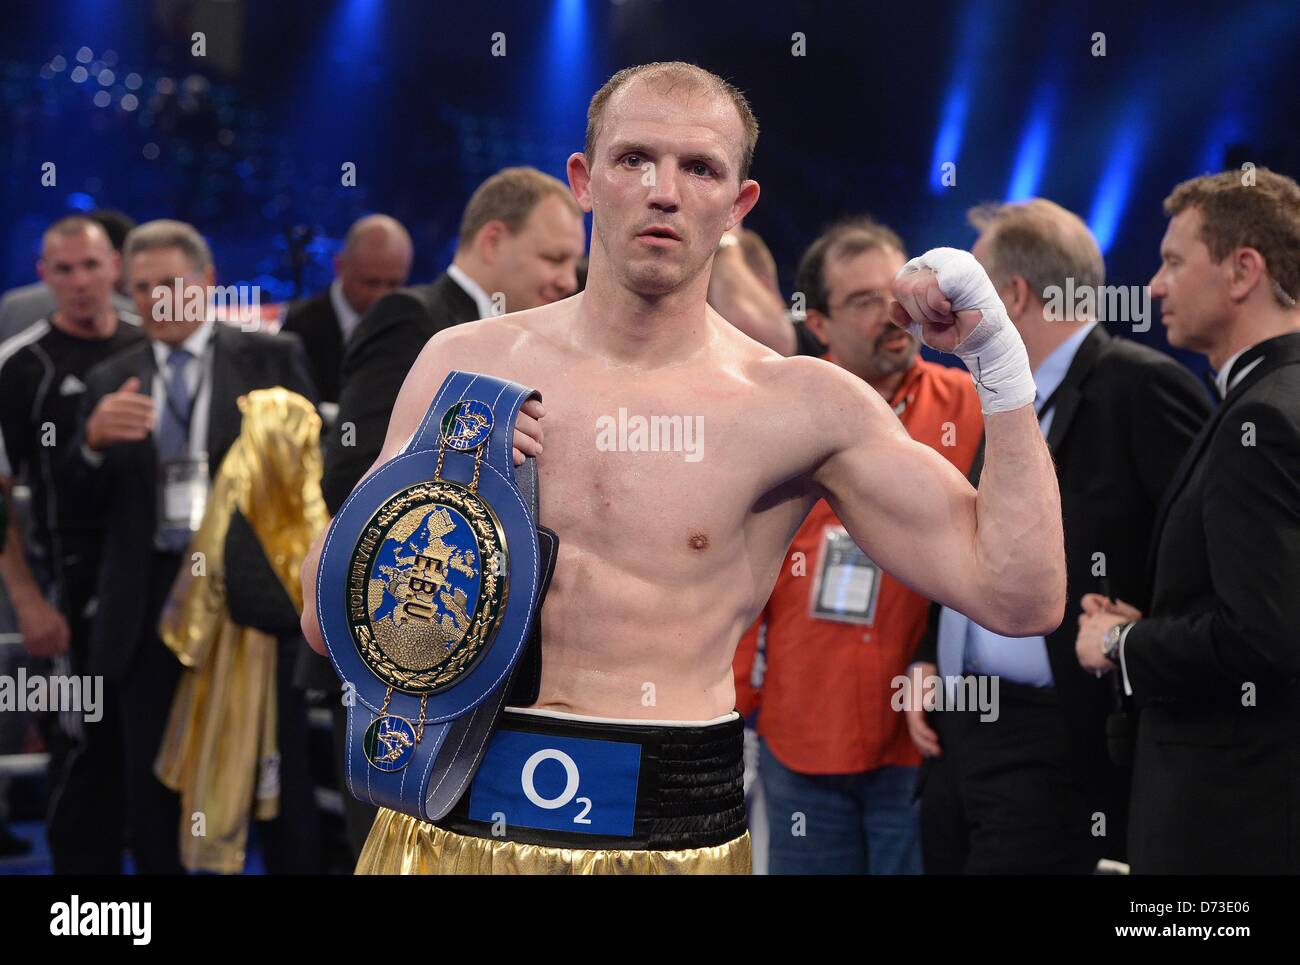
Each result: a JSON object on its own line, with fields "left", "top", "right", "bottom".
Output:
{"left": 301, "top": 61, "right": 1065, "bottom": 874}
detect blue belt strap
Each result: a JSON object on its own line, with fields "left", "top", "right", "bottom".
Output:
{"left": 317, "top": 371, "right": 544, "bottom": 822}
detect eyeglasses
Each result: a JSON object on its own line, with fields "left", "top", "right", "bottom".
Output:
{"left": 827, "top": 290, "right": 888, "bottom": 317}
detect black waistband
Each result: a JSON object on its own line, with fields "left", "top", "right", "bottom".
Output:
{"left": 434, "top": 708, "right": 747, "bottom": 851}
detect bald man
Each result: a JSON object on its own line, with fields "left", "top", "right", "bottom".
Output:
{"left": 279, "top": 214, "right": 413, "bottom": 405}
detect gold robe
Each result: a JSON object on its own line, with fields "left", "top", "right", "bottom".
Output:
{"left": 155, "top": 388, "right": 328, "bottom": 874}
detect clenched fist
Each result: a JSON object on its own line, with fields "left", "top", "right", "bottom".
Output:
{"left": 888, "top": 267, "right": 985, "bottom": 353}
{"left": 887, "top": 247, "right": 1035, "bottom": 414}
{"left": 85, "top": 376, "right": 154, "bottom": 451}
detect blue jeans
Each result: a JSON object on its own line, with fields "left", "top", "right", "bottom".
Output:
{"left": 759, "top": 738, "right": 922, "bottom": 874}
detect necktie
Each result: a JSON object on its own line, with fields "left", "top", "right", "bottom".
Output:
{"left": 156, "top": 346, "right": 193, "bottom": 464}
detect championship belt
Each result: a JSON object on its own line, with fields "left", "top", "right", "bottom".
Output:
{"left": 317, "top": 371, "right": 556, "bottom": 822}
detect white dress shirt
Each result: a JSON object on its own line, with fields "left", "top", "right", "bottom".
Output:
{"left": 149, "top": 317, "right": 216, "bottom": 460}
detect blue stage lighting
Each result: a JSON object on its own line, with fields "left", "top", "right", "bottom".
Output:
{"left": 1196, "top": 113, "right": 1246, "bottom": 176}
{"left": 930, "top": 86, "right": 969, "bottom": 194}
{"left": 1087, "top": 111, "right": 1145, "bottom": 254}
{"left": 1006, "top": 86, "right": 1055, "bottom": 202}
{"left": 927, "top": 0, "right": 998, "bottom": 194}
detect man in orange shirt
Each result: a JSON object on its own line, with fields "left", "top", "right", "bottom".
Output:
{"left": 734, "top": 217, "right": 982, "bottom": 874}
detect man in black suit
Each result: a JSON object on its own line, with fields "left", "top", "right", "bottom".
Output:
{"left": 1077, "top": 169, "right": 1300, "bottom": 874}
{"left": 913, "top": 199, "right": 1211, "bottom": 873}
{"left": 67, "top": 220, "right": 317, "bottom": 874}
{"left": 279, "top": 214, "right": 412, "bottom": 407}
{"left": 322, "top": 166, "right": 586, "bottom": 514}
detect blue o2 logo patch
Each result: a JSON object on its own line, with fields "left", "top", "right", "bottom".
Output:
{"left": 468, "top": 730, "right": 641, "bottom": 837}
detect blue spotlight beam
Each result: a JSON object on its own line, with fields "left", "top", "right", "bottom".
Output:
{"left": 928, "top": 0, "right": 1000, "bottom": 194}
{"left": 1005, "top": 85, "right": 1055, "bottom": 202}
{"left": 1087, "top": 109, "right": 1145, "bottom": 254}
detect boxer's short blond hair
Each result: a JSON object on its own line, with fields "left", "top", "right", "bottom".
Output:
{"left": 456, "top": 167, "right": 581, "bottom": 250}
{"left": 968, "top": 198, "right": 1105, "bottom": 305}
{"left": 585, "top": 62, "right": 759, "bottom": 182}
{"left": 1163, "top": 168, "right": 1300, "bottom": 305}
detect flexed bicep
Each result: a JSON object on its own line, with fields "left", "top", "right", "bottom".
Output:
{"left": 816, "top": 413, "right": 980, "bottom": 617}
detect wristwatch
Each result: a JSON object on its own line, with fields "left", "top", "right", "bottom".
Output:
{"left": 1102, "top": 621, "right": 1133, "bottom": 665}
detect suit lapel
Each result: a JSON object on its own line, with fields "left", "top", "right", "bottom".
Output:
{"left": 205, "top": 325, "right": 240, "bottom": 472}
{"left": 1145, "top": 404, "right": 1223, "bottom": 577}
{"left": 131, "top": 341, "right": 160, "bottom": 470}
{"left": 1044, "top": 324, "right": 1107, "bottom": 456}
{"left": 318, "top": 292, "right": 344, "bottom": 354}
{"left": 965, "top": 324, "right": 1108, "bottom": 486}
{"left": 436, "top": 271, "right": 485, "bottom": 323}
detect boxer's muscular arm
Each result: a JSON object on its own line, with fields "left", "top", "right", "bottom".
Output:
{"left": 300, "top": 326, "right": 544, "bottom": 654}
{"left": 811, "top": 367, "right": 1063, "bottom": 636}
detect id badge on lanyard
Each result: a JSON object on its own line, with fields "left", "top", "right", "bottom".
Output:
{"left": 157, "top": 453, "right": 210, "bottom": 537}
{"left": 809, "top": 525, "right": 882, "bottom": 626}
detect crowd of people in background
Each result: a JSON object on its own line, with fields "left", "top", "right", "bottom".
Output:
{"left": 0, "top": 161, "right": 1296, "bottom": 874}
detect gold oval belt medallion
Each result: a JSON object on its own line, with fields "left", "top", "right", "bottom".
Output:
{"left": 347, "top": 480, "right": 508, "bottom": 695}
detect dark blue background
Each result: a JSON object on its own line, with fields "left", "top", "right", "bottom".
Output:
{"left": 3, "top": 0, "right": 1298, "bottom": 372}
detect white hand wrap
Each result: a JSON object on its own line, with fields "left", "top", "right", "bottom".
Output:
{"left": 896, "top": 247, "right": 1036, "bottom": 413}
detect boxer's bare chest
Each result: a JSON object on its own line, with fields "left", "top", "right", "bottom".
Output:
{"left": 436, "top": 320, "right": 826, "bottom": 715}
{"left": 524, "top": 358, "right": 769, "bottom": 573}
{"left": 445, "top": 320, "right": 821, "bottom": 591}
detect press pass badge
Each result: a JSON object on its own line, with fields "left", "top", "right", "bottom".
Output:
{"left": 809, "top": 525, "right": 882, "bottom": 625}
{"left": 157, "top": 454, "right": 209, "bottom": 538}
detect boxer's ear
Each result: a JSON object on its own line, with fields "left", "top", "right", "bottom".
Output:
{"left": 726, "top": 178, "right": 760, "bottom": 230}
